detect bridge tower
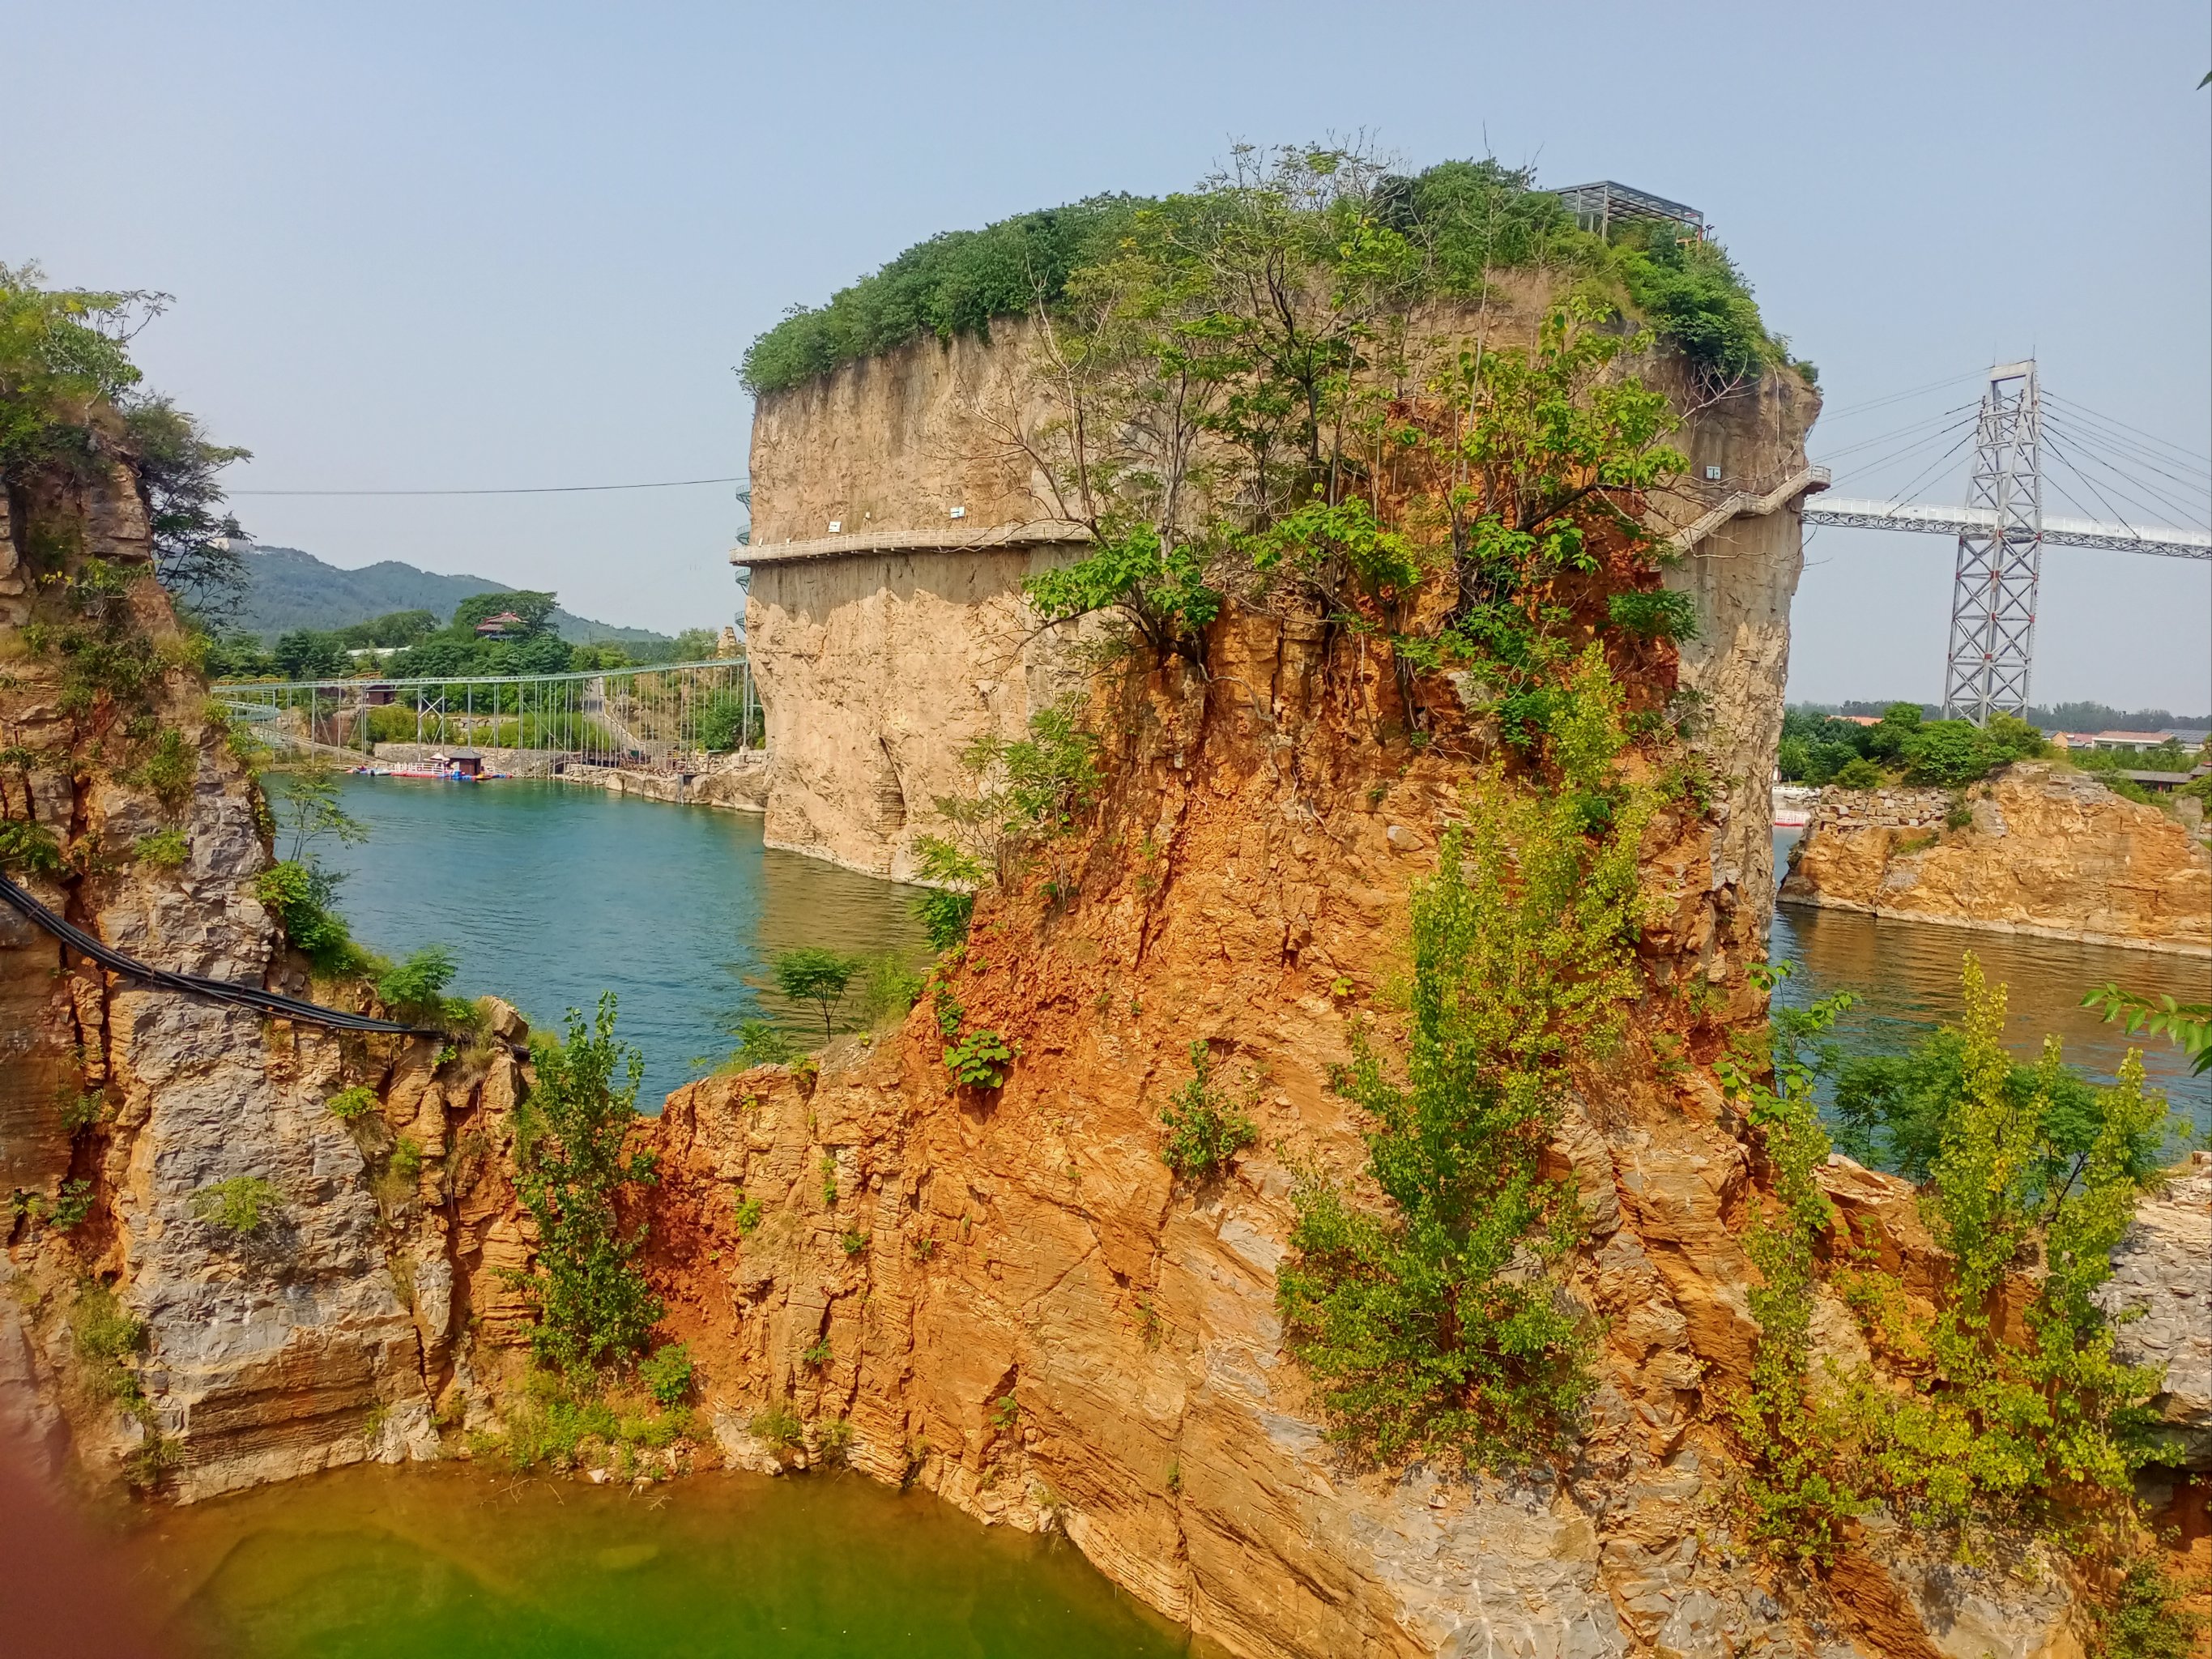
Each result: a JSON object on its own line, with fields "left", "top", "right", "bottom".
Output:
{"left": 1941, "top": 361, "right": 2044, "bottom": 723}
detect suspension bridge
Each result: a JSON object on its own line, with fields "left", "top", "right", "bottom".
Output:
{"left": 1791, "top": 360, "right": 2208, "bottom": 723}
{"left": 212, "top": 656, "right": 762, "bottom": 774}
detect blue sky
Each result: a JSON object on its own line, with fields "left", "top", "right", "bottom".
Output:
{"left": 7, "top": 0, "right": 2207, "bottom": 712}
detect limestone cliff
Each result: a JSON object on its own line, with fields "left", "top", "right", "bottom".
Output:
{"left": 0, "top": 459, "right": 533, "bottom": 1499}
{"left": 629, "top": 608, "right": 2121, "bottom": 1659}
{"left": 742, "top": 296, "right": 1820, "bottom": 928}
{"left": 1779, "top": 763, "right": 2212, "bottom": 956}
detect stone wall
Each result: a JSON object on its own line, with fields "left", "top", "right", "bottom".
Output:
{"left": 1779, "top": 763, "right": 2212, "bottom": 955}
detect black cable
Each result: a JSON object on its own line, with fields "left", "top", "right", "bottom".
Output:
{"left": 1818, "top": 370, "right": 1984, "bottom": 422}
{"left": 2037, "top": 429, "right": 2146, "bottom": 537}
{"left": 231, "top": 476, "right": 748, "bottom": 498}
{"left": 1875, "top": 427, "right": 1983, "bottom": 513}
{"left": 1826, "top": 413, "right": 1980, "bottom": 493}
{"left": 0, "top": 872, "right": 446, "bottom": 1038}
{"left": 1818, "top": 402, "right": 1978, "bottom": 463}
{"left": 2045, "top": 403, "right": 2211, "bottom": 486}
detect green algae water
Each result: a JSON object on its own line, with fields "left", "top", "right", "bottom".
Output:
{"left": 117, "top": 1464, "right": 1191, "bottom": 1657}
{"left": 324, "top": 778, "right": 927, "bottom": 1107}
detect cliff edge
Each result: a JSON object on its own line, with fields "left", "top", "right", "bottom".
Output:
{"left": 1779, "top": 762, "right": 2212, "bottom": 956}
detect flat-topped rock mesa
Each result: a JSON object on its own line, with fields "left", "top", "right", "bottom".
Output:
{"left": 742, "top": 283, "right": 1822, "bottom": 933}
{"left": 1780, "top": 761, "right": 2212, "bottom": 956}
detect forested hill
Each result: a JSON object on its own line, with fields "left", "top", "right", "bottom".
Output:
{"left": 236, "top": 544, "right": 672, "bottom": 648}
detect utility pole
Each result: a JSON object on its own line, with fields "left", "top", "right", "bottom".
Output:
{"left": 1942, "top": 361, "right": 2044, "bottom": 723}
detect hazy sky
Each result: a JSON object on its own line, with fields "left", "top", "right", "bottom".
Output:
{"left": 8, "top": 1, "right": 2207, "bottom": 713}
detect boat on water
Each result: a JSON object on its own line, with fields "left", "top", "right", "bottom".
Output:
{"left": 350, "top": 749, "right": 504, "bottom": 782}
{"left": 1772, "top": 783, "right": 1817, "bottom": 829}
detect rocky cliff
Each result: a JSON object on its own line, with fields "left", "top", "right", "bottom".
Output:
{"left": 742, "top": 294, "right": 1820, "bottom": 910}
{"left": 0, "top": 460, "right": 536, "bottom": 1499}
{"left": 1779, "top": 763, "right": 2212, "bottom": 956}
{"left": 627, "top": 607, "right": 2168, "bottom": 1659}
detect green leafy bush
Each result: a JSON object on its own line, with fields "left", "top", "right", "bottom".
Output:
{"left": 1831, "top": 757, "right": 1882, "bottom": 789}
{"left": 1276, "top": 657, "right": 1649, "bottom": 1469}
{"left": 750, "top": 1401, "right": 803, "bottom": 1452}
{"left": 135, "top": 826, "right": 189, "bottom": 868}
{"left": 944, "top": 1029, "right": 1014, "bottom": 1089}
{"left": 851, "top": 952, "right": 923, "bottom": 1030}
{"left": 639, "top": 1343, "right": 693, "bottom": 1407}
{"left": 136, "top": 727, "right": 196, "bottom": 807}
{"left": 190, "top": 1175, "right": 283, "bottom": 1235}
{"left": 1158, "top": 1042, "right": 1257, "bottom": 1182}
{"left": 326, "top": 1085, "right": 379, "bottom": 1121}
{"left": 514, "top": 993, "right": 663, "bottom": 1375}
{"left": 731, "top": 1192, "right": 764, "bottom": 1235}
{"left": 910, "top": 835, "right": 987, "bottom": 951}
{"left": 376, "top": 945, "right": 467, "bottom": 1026}
{"left": 252, "top": 859, "right": 360, "bottom": 972}
{"left": 71, "top": 1282, "right": 148, "bottom": 1406}
{"left": 729, "top": 1018, "right": 797, "bottom": 1068}
{"left": 1605, "top": 588, "right": 1699, "bottom": 644}
{"left": 2091, "top": 1555, "right": 2206, "bottom": 1659}
{"left": 0, "top": 820, "right": 62, "bottom": 875}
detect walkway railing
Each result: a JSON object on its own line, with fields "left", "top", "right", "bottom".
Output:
{"left": 212, "top": 657, "right": 763, "bottom": 773}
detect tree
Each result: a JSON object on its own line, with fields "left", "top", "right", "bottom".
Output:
{"left": 121, "top": 398, "right": 250, "bottom": 625}
{"left": 451, "top": 590, "right": 557, "bottom": 637}
{"left": 274, "top": 629, "right": 347, "bottom": 679}
{"left": 515, "top": 994, "right": 662, "bottom": 1375}
{"left": 272, "top": 757, "right": 369, "bottom": 864}
{"left": 772, "top": 946, "right": 862, "bottom": 1040}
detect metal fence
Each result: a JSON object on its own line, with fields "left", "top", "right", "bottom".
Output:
{"left": 213, "top": 656, "right": 762, "bottom": 773}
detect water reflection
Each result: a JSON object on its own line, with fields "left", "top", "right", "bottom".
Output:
{"left": 326, "top": 779, "right": 927, "bottom": 1107}
{"left": 1770, "top": 830, "right": 2210, "bottom": 1140}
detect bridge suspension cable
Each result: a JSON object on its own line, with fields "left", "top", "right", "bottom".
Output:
{"left": 1796, "top": 358, "right": 2210, "bottom": 724}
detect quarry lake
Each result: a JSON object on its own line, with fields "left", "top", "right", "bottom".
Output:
{"left": 328, "top": 778, "right": 929, "bottom": 1106}
{"left": 118, "top": 1463, "right": 1191, "bottom": 1658}
{"left": 324, "top": 781, "right": 2210, "bottom": 1134}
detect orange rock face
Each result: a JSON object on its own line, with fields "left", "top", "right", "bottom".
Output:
{"left": 1779, "top": 763, "right": 2211, "bottom": 956}
{"left": 629, "top": 613, "right": 2086, "bottom": 1659}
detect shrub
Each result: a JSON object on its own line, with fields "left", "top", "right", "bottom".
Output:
{"left": 72, "top": 1282, "right": 147, "bottom": 1406}
{"left": 801, "top": 1337, "right": 832, "bottom": 1369}
{"left": 136, "top": 727, "right": 196, "bottom": 807}
{"left": 45, "top": 1179, "right": 95, "bottom": 1230}
{"left": 731, "top": 1192, "right": 765, "bottom": 1235}
{"left": 0, "top": 820, "right": 62, "bottom": 876}
{"left": 1605, "top": 588, "right": 1698, "bottom": 644}
{"left": 750, "top": 1401, "right": 803, "bottom": 1452}
{"left": 135, "top": 827, "right": 190, "bottom": 868}
{"left": 851, "top": 952, "right": 923, "bottom": 1029}
{"left": 514, "top": 994, "right": 663, "bottom": 1375}
{"left": 840, "top": 1229, "right": 869, "bottom": 1258}
{"left": 638, "top": 1343, "right": 693, "bottom": 1408}
{"left": 1277, "top": 658, "right": 1649, "bottom": 1469}
{"left": 2091, "top": 1555, "right": 2205, "bottom": 1659}
{"left": 326, "top": 1085, "right": 379, "bottom": 1121}
{"left": 377, "top": 945, "right": 467, "bottom": 1026}
{"left": 388, "top": 1137, "right": 424, "bottom": 1179}
{"left": 252, "top": 859, "right": 360, "bottom": 972}
{"left": 1158, "top": 1042, "right": 1257, "bottom": 1182}
{"left": 910, "top": 835, "right": 986, "bottom": 951}
{"left": 1831, "top": 757, "right": 1882, "bottom": 790}
{"left": 58, "top": 1088, "right": 106, "bottom": 1132}
{"left": 729, "top": 1018, "right": 797, "bottom": 1068}
{"left": 190, "top": 1175, "right": 283, "bottom": 1235}
{"left": 944, "top": 1028, "right": 1013, "bottom": 1089}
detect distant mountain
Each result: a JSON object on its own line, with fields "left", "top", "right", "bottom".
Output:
{"left": 232, "top": 545, "right": 673, "bottom": 647}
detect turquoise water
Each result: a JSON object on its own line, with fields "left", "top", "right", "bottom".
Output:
{"left": 119, "top": 1464, "right": 1192, "bottom": 1658}
{"left": 325, "top": 778, "right": 927, "bottom": 1107}
{"left": 1771, "top": 830, "right": 2211, "bottom": 1141}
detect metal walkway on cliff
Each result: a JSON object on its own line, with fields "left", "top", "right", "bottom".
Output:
{"left": 0, "top": 872, "right": 445, "bottom": 1038}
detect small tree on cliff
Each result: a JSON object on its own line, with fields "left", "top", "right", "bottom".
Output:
{"left": 514, "top": 993, "right": 663, "bottom": 1375}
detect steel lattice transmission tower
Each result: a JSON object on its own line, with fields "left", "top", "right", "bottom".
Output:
{"left": 1942, "top": 361, "right": 2044, "bottom": 723}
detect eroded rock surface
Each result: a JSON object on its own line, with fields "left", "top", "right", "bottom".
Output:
{"left": 1780, "top": 764, "right": 2210, "bottom": 955}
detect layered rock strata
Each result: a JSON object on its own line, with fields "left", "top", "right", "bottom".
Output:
{"left": 631, "top": 608, "right": 2100, "bottom": 1659}
{"left": 740, "top": 296, "right": 1822, "bottom": 910}
{"left": 0, "top": 463, "right": 533, "bottom": 1499}
{"left": 1780, "top": 764, "right": 2212, "bottom": 955}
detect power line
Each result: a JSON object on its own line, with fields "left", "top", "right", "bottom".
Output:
{"left": 229, "top": 475, "right": 748, "bottom": 497}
